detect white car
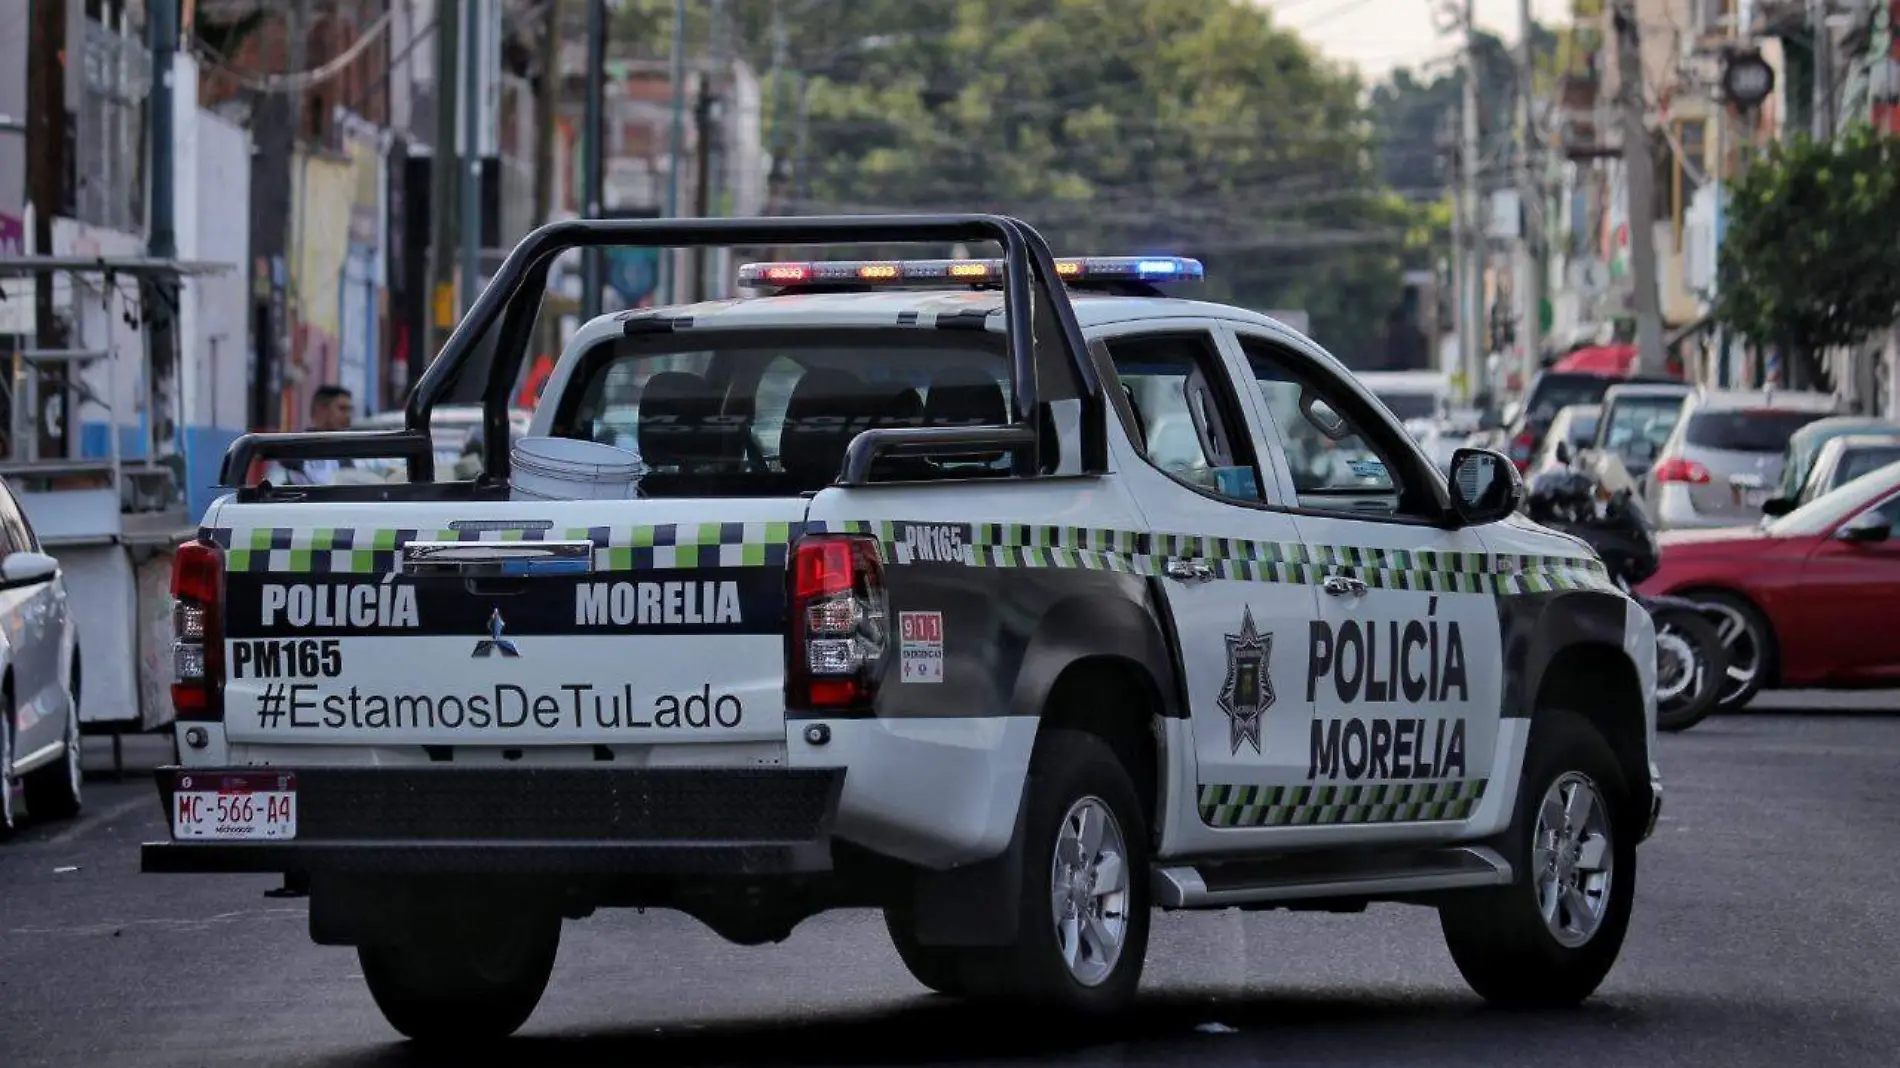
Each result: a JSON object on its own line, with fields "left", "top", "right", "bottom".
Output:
{"left": 0, "top": 476, "right": 84, "bottom": 837}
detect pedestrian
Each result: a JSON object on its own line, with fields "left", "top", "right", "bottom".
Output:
{"left": 263, "top": 385, "right": 356, "bottom": 486}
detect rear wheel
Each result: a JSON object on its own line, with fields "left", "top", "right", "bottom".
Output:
{"left": 1439, "top": 709, "right": 1636, "bottom": 1008}
{"left": 358, "top": 895, "right": 561, "bottom": 1044}
{"left": 0, "top": 701, "right": 18, "bottom": 839}
{"left": 960, "top": 729, "right": 1151, "bottom": 1013}
{"left": 1652, "top": 606, "right": 1726, "bottom": 732}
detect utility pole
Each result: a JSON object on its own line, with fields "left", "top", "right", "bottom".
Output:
{"left": 663, "top": 0, "right": 686, "bottom": 305}
{"left": 704, "top": 0, "right": 730, "bottom": 300}
{"left": 24, "top": 0, "right": 69, "bottom": 460}
{"left": 1515, "top": 0, "right": 1543, "bottom": 390}
{"left": 458, "top": 0, "right": 484, "bottom": 316}
{"left": 689, "top": 74, "right": 714, "bottom": 303}
{"left": 532, "top": 0, "right": 564, "bottom": 227}
{"left": 1808, "top": 0, "right": 1834, "bottom": 140}
{"left": 1613, "top": 0, "right": 1668, "bottom": 379}
{"left": 581, "top": 0, "right": 605, "bottom": 319}
{"left": 1458, "top": 0, "right": 1484, "bottom": 407}
{"left": 145, "top": 0, "right": 180, "bottom": 466}
{"left": 427, "top": 0, "right": 461, "bottom": 353}
{"left": 1442, "top": 111, "right": 1468, "bottom": 397}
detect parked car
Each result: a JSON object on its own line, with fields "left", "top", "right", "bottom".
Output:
{"left": 1355, "top": 369, "right": 1450, "bottom": 425}
{"left": 1499, "top": 369, "right": 1681, "bottom": 472}
{"left": 1529, "top": 403, "right": 1600, "bottom": 478}
{"left": 1587, "top": 382, "right": 1695, "bottom": 493}
{"left": 1641, "top": 389, "right": 1840, "bottom": 530}
{"left": 1640, "top": 458, "right": 1900, "bottom": 708}
{"left": 0, "top": 475, "right": 83, "bottom": 837}
{"left": 1759, "top": 414, "right": 1900, "bottom": 516}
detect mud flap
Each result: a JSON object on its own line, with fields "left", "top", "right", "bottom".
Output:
{"left": 310, "top": 873, "right": 419, "bottom": 947}
{"left": 909, "top": 783, "right": 1030, "bottom": 947}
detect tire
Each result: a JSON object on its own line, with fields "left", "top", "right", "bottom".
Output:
{"left": 1651, "top": 606, "right": 1727, "bottom": 733}
{"left": 1439, "top": 709, "right": 1637, "bottom": 1008}
{"left": 882, "top": 902, "right": 971, "bottom": 996}
{"left": 24, "top": 672, "right": 84, "bottom": 820}
{"left": 0, "top": 701, "right": 17, "bottom": 840}
{"left": 358, "top": 897, "right": 561, "bottom": 1044}
{"left": 960, "top": 729, "right": 1151, "bottom": 1014}
{"left": 1690, "top": 591, "right": 1774, "bottom": 711}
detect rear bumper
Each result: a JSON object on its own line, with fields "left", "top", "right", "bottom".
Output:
{"left": 140, "top": 764, "right": 844, "bottom": 876}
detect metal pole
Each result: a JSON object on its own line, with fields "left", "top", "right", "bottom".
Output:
{"left": 1515, "top": 0, "right": 1542, "bottom": 390}
{"left": 1613, "top": 0, "right": 1669, "bottom": 379}
{"left": 459, "top": 0, "right": 484, "bottom": 316}
{"left": 145, "top": 0, "right": 180, "bottom": 469}
{"left": 581, "top": 0, "right": 605, "bottom": 319}
{"left": 690, "top": 74, "right": 713, "bottom": 303}
{"left": 663, "top": 0, "right": 686, "bottom": 305}
{"left": 1809, "top": 0, "right": 1834, "bottom": 140}
{"left": 1459, "top": 0, "right": 1484, "bottom": 407}
{"left": 427, "top": 0, "right": 460, "bottom": 355}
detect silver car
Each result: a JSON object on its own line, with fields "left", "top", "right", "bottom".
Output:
{"left": 1643, "top": 389, "right": 1842, "bottom": 529}
{"left": 0, "top": 475, "right": 83, "bottom": 837}
{"left": 1789, "top": 433, "right": 1900, "bottom": 509}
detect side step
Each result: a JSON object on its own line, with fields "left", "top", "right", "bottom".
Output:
{"left": 1152, "top": 845, "right": 1512, "bottom": 909}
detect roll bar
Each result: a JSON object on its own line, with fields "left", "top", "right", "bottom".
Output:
{"left": 221, "top": 214, "right": 1103, "bottom": 489}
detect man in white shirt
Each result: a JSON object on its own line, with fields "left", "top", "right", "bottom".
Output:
{"left": 264, "top": 385, "right": 355, "bottom": 486}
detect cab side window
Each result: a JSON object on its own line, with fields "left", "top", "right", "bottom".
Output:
{"left": 1238, "top": 336, "right": 1417, "bottom": 520}
{"left": 1104, "top": 333, "right": 1263, "bottom": 502}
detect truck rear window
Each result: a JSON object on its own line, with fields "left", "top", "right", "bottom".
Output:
{"left": 1684, "top": 410, "right": 1828, "bottom": 453}
{"left": 549, "top": 329, "right": 1016, "bottom": 497}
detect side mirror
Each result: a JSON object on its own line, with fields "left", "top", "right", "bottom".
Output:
{"left": 1836, "top": 511, "right": 1893, "bottom": 544}
{"left": 0, "top": 551, "right": 59, "bottom": 589}
{"left": 1447, "top": 447, "right": 1524, "bottom": 527}
{"left": 1761, "top": 496, "right": 1796, "bottom": 518}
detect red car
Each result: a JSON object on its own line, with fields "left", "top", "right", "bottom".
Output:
{"left": 1638, "top": 459, "right": 1900, "bottom": 709}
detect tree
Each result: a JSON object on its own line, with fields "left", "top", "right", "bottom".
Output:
{"left": 1715, "top": 125, "right": 1900, "bottom": 390}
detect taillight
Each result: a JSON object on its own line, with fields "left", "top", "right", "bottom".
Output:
{"left": 171, "top": 540, "right": 226, "bottom": 722}
{"left": 786, "top": 534, "right": 889, "bottom": 712}
{"left": 1652, "top": 458, "right": 1711, "bottom": 485}
{"left": 1510, "top": 432, "right": 1535, "bottom": 472}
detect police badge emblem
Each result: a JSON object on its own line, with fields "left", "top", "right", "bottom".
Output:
{"left": 1218, "top": 607, "right": 1274, "bottom": 754}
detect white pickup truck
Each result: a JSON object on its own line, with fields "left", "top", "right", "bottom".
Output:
{"left": 143, "top": 216, "right": 1660, "bottom": 1044}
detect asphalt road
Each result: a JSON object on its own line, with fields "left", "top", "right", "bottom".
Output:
{"left": 3, "top": 692, "right": 1897, "bottom": 1068}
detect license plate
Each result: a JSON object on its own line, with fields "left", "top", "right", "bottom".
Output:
{"left": 171, "top": 771, "right": 298, "bottom": 841}
{"left": 1742, "top": 487, "right": 1769, "bottom": 507}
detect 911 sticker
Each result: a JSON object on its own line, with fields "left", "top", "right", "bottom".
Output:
{"left": 899, "top": 611, "right": 944, "bottom": 683}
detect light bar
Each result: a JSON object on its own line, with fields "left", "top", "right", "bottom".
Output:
{"left": 736, "top": 255, "right": 1204, "bottom": 289}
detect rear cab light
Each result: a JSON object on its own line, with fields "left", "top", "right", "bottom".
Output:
{"left": 786, "top": 534, "right": 889, "bottom": 712}
{"left": 171, "top": 539, "right": 226, "bottom": 721}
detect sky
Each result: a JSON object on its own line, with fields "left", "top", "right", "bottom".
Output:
{"left": 1260, "top": 0, "right": 1574, "bottom": 82}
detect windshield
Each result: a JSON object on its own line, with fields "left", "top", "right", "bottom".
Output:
{"left": 1767, "top": 458, "right": 1900, "bottom": 536}
{"left": 1838, "top": 445, "right": 1900, "bottom": 486}
{"left": 1685, "top": 409, "right": 1829, "bottom": 452}
{"left": 1525, "top": 377, "right": 1612, "bottom": 425}
{"left": 1601, "top": 396, "right": 1684, "bottom": 462}
{"left": 552, "top": 329, "right": 1015, "bottom": 497}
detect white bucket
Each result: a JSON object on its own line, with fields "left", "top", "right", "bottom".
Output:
{"left": 509, "top": 436, "right": 647, "bottom": 501}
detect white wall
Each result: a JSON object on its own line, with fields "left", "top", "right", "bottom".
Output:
{"left": 179, "top": 56, "right": 252, "bottom": 438}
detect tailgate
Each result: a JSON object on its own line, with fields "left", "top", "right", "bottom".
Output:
{"left": 207, "top": 498, "right": 806, "bottom": 747}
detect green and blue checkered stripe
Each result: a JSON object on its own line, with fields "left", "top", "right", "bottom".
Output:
{"left": 199, "top": 519, "right": 1613, "bottom": 593}
{"left": 1197, "top": 778, "right": 1489, "bottom": 827}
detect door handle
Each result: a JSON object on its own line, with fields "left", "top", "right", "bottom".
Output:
{"left": 397, "top": 540, "right": 596, "bottom": 578}
{"left": 1322, "top": 574, "right": 1368, "bottom": 597}
{"left": 1164, "top": 559, "right": 1216, "bottom": 584}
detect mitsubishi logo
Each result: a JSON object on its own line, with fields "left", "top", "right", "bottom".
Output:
{"left": 472, "top": 608, "right": 521, "bottom": 658}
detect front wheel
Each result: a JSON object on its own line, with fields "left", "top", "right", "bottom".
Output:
{"left": 1652, "top": 606, "right": 1727, "bottom": 733}
{"left": 961, "top": 729, "right": 1151, "bottom": 1013}
{"left": 358, "top": 897, "right": 561, "bottom": 1044}
{"left": 1439, "top": 709, "right": 1637, "bottom": 1008}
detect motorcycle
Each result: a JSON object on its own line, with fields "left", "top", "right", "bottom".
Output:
{"left": 1525, "top": 469, "right": 1729, "bottom": 732}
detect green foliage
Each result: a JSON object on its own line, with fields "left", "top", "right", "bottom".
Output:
{"left": 608, "top": 0, "right": 1447, "bottom": 365}
{"left": 1715, "top": 124, "right": 1900, "bottom": 361}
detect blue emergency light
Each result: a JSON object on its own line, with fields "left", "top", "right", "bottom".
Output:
{"left": 735, "top": 255, "right": 1204, "bottom": 289}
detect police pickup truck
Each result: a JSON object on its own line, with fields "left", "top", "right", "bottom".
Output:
{"left": 144, "top": 216, "right": 1661, "bottom": 1043}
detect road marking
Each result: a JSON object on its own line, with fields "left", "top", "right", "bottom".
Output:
{"left": 42, "top": 792, "right": 150, "bottom": 847}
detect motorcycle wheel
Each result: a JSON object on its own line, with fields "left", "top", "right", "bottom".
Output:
{"left": 1652, "top": 605, "right": 1728, "bottom": 733}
